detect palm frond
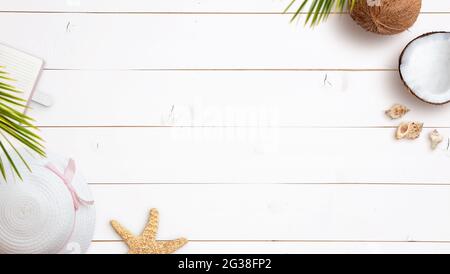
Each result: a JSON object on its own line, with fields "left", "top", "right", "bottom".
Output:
{"left": 285, "top": 0, "right": 358, "bottom": 26}
{"left": 0, "top": 67, "right": 45, "bottom": 181}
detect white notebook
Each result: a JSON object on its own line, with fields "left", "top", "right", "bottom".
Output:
{"left": 0, "top": 44, "right": 44, "bottom": 112}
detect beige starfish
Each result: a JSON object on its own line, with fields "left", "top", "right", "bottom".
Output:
{"left": 110, "top": 208, "right": 188, "bottom": 254}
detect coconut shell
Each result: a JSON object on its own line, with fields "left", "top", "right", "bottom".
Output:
{"left": 398, "top": 32, "right": 450, "bottom": 105}
{"left": 350, "top": 0, "right": 422, "bottom": 35}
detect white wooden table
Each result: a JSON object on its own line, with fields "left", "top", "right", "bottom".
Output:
{"left": 2, "top": 0, "right": 450, "bottom": 254}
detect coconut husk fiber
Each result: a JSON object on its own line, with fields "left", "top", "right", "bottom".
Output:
{"left": 350, "top": 0, "right": 422, "bottom": 35}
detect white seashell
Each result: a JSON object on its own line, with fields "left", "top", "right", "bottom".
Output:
{"left": 429, "top": 129, "right": 444, "bottom": 150}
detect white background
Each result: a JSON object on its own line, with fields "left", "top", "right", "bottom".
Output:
{"left": 2, "top": 0, "right": 450, "bottom": 253}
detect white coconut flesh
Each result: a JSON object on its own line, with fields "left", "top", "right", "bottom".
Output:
{"left": 400, "top": 32, "right": 450, "bottom": 104}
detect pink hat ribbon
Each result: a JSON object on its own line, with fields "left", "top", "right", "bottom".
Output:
{"left": 46, "top": 159, "right": 94, "bottom": 211}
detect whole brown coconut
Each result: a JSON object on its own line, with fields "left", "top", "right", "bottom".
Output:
{"left": 350, "top": 0, "right": 422, "bottom": 35}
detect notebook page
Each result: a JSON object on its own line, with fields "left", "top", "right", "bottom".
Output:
{"left": 0, "top": 44, "right": 43, "bottom": 113}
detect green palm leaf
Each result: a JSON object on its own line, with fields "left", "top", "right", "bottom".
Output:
{"left": 0, "top": 67, "right": 45, "bottom": 181}
{"left": 285, "top": 0, "right": 358, "bottom": 26}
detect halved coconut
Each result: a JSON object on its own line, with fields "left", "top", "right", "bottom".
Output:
{"left": 399, "top": 32, "right": 450, "bottom": 105}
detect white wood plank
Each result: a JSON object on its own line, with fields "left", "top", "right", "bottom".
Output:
{"left": 40, "top": 127, "right": 450, "bottom": 184}
{"left": 90, "top": 184, "right": 450, "bottom": 241}
{"left": 0, "top": 14, "right": 448, "bottom": 69}
{"left": 2, "top": 0, "right": 449, "bottom": 13}
{"left": 31, "top": 70, "right": 450, "bottom": 127}
{"left": 87, "top": 241, "right": 450, "bottom": 254}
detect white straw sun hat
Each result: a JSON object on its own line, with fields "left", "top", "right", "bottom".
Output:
{"left": 0, "top": 151, "right": 95, "bottom": 254}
